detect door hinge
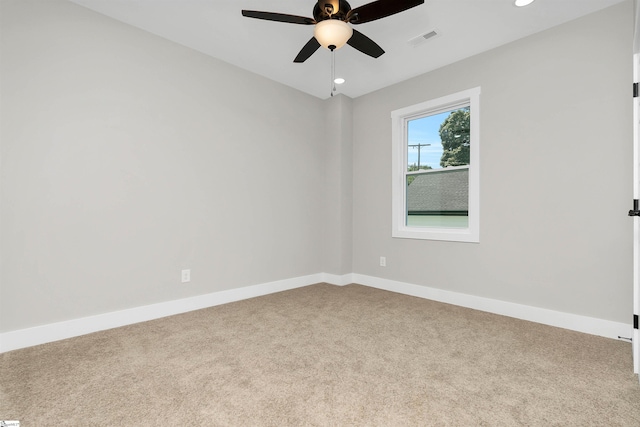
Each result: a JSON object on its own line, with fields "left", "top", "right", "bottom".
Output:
{"left": 628, "top": 199, "right": 640, "bottom": 216}
{"left": 635, "top": 314, "right": 638, "bottom": 330}
{"left": 634, "top": 82, "right": 639, "bottom": 98}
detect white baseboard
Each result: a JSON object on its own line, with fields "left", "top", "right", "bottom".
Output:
{"left": 352, "top": 274, "right": 632, "bottom": 341}
{"left": 0, "top": 272, "right": 631, "bottom": 353}
{"left": 0, "top": 273, "right": 324, "bottom": 353}
{"left": 321, "top": 272, "right": 354, "bottom": 286}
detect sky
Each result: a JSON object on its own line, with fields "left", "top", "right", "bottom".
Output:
{"left": 407, "top": 110, "right": 450, "bottom": 170}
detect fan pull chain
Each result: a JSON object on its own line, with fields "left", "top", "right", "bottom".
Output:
{"left": 330, "top": 48, "right": 336, "bottom": 97}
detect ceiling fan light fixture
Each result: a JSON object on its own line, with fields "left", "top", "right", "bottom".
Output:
{"left": 514, "top": 0, "right": 535, "bottom": 7}
{"left": 313, "top": 19, "right": 353, "bottom": 50}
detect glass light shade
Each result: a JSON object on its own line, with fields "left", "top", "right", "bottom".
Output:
{"left": 514, "top": 0, "right": 535, "bottom": 6}
{"left": 314, "top": 20, "right": 353, "bottom": 50}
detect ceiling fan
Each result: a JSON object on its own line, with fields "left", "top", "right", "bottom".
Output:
{"left": 241, "top": 0, "right": 425, "bottom": 63}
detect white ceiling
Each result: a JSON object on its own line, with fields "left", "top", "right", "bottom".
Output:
{"left": 69, "top": 0, "right": 625, "bottom": 99}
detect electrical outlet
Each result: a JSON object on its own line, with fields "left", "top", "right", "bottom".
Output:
{"left": 181, "top": 269, "right": 191, "bottom": 283}
{"left": 380, "top": 256, "right": 386, "bottom": 267}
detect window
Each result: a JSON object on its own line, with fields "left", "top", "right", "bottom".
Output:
{"left": 391, "top": 87, "right": 480, "bottom": 242}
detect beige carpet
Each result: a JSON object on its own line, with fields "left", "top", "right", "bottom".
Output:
{"left": 1, "top": 283, "right": 639, "bottom": 426}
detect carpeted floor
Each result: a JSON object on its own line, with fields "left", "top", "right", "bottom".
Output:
{"left": 1, "top": 283, "right": 639, "bottom": 426}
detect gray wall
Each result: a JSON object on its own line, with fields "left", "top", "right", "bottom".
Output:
{"left": 323, "top": 94, "right": 353, "bottom": 275}
{"left": 0, "top": 0, "right": 634, "bottom": 333}
{"left": 352, "top": 1, "right": 634, "bottom": 323}
{"left": 0, "top": 0, "right": 328, "bottom": 332}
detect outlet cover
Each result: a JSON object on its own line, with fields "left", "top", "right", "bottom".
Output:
{"left": 181, "top": 269, "right": 191, "bottom": 283}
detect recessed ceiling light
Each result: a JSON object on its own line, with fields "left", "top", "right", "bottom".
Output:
{"left": 334, "top": 78, "right": 345, "bottom": 85}
{"left": 515, "top": 0, "right": 535, "bottom": 6}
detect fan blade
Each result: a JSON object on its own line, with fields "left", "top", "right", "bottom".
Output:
{"left": 241, "top": 10, "right": 316, "bottom": 25}
{"left": 294, "top": 37, "right": 321, "bottom": 63}
{"left": 347, "top": 29, "right": 384, "bottom": 58}
{"left": 347, "top": 0, "right": 424, "bottom": 24}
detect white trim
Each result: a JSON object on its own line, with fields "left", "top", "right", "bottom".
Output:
{"left": 633, "top": 52, "right": 640, "bottom": 376}
{"left": 352, "top": 274, "right": 631, "bottom": 340}
{"left": 0, "top": 274, "right": 324, "bottom": 353}
{"left": 0, "top": 272, "right": 630, "bottom": 353}
{"left": 321, "top": 272, "right": 354, "bottom": 286}
{"left": 634, "top": 0, "right": 640, "bottom": 54}
{"left": 391, "top": 87, "right": 481, "bottom": 243}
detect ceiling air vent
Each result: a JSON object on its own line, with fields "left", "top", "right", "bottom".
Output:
{"left": 408, "top": 29, "right": 440, "bottom": 47}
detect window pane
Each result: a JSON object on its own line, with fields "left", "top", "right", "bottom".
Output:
{"left": 406, "top": 107, "right": 470, "bottom": 228}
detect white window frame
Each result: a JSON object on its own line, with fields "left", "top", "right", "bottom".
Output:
{"left": 391, "top": 87, "right": 480, "bottom": 243}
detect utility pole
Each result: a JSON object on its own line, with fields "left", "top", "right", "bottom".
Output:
{"left": 408, "top": 143, "right": 431, "bottom": 169}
